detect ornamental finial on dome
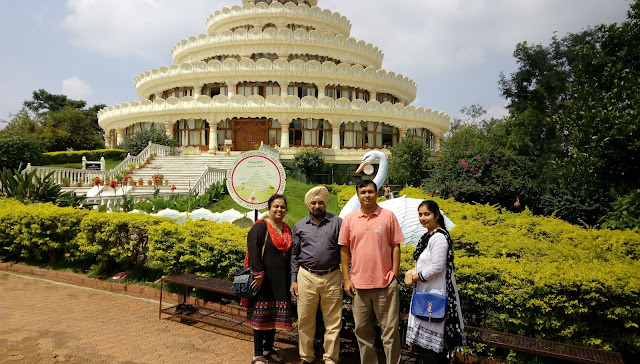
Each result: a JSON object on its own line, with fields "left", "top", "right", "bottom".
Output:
{"left": 243, "top": 0, "right": 318, "bottom": 6}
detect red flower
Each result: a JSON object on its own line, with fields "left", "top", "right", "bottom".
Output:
{"left": 109, "top": 180, "right": 118, "bottom": 188}
{"left": 94, "top": 177, "right": 102, "bottom": 186}
{"left": 170, "top": 184, "right": 176, "bottom": 192}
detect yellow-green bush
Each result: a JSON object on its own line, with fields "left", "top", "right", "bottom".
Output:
{"left": 74, "top": 212, "right": 169, "bottom": 272}
{"left": 397, "top": 187, "right": 640, "bottom": 358}
{"left": 147, "top": 220, "right": 247, "bottom": 278}
{"left": 0, "top": 198, "right": 89, "bottom": 262}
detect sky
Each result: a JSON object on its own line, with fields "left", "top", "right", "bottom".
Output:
{"left": 0, "top": 0, "right": 633, "bottom": 126}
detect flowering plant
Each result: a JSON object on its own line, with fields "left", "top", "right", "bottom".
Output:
{"left": 94, "top": 177, "right": 102, "bottom": 186}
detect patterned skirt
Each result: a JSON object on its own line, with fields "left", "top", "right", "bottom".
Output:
{"left": 246, "top": 300, "right": 293, "bottom": 330}
{"left": 406, "top": 323, "right": 445, "bottom": 353}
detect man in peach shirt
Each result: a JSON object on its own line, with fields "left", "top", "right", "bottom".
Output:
{"left": 339, "top": 179, "right": 404, "bottom": 364}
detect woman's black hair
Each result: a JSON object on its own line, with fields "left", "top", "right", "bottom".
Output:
{"left": 268, "top": 193, "right": 287, "bottom": 210}
{"left": 418, "top": 199, "right": 446, "bottom": 231}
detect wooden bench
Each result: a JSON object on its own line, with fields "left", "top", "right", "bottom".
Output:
{"left": 463, "top": 326, "right": 624, "bottom": 364}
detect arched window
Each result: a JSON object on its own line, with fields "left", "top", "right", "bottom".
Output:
{"left": 376, "top": 93, "right": 399, "bottom": 104}
{"left": 269, "top": 119, "right": 281, "bottom": 146}
{"left": 326, "top": 85, "right": 369, "bottom": 101}
{"left": 288, "top": 83, "right": 317, "bottom": 98}
{"left": 408, "top": 128, "right": 434, "bottom": 149}
{"left": 217, "top": 120, "right": 233, "bottom": 147}
{"left": 174, "top": 119, "right": 209, "bottom": 147}
{"left": 289, "top": 118, "right": 331, "bottom": 147}
{"left": 202, "top": 83, "right": 228, "bottom": 97}
{"left": 163, "top": 87, "right": 193, "bottom": 99}
{"left": 125, "top": 122, "right": 164, "bottom": 136}
{"left": 237, "top": 82, "right": 280, "bottom": 97}
{"left": 340, "top": 121, "right": 398, "bottom": 148}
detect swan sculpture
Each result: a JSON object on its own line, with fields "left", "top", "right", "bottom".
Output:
{"left": 338, "top": 150, "right": 455, "bottom": 245}
{"left": 339, "top": 150, "right": 388, "bottom": 218}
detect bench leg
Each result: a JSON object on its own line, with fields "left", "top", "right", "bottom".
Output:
{"left": 159, "top": 280, "right": 164, "bottom": 319}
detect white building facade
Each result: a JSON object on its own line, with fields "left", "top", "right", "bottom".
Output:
{"left": 98, "top": 0, "right": 450, "bottom": 163}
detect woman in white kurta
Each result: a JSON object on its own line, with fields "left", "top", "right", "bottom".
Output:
{"left": 404, "top": 200, "right": 465, "bottom": 363}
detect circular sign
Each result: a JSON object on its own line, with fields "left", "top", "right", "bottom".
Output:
{"left": 226, "top": 151, "right": 286, "bottom": 210}
{"left": 363, "top": 164, "right": 375, "bottom": 176}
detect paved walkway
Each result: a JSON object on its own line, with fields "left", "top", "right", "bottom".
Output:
{"left": 0, "top": 272, "right": 313, "bottom": 364}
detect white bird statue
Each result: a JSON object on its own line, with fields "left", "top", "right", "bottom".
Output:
{"left": 339, "top": 150, "right": 388, "bottom": 218}
{"left": 338, "top": 150, "right": 455, "bottom": 245}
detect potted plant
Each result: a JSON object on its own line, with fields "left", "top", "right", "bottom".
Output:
{"left": 138, "top": 177, "right": 144, "bottom": 185}
{"left": 147, "top": 179, "right": 153, "bottom": 186}
{"left": 77, "top": 180, "right": 83, "bottom": 187}
{"left": 62, "top": 177, "right": 71, "bottom": 187}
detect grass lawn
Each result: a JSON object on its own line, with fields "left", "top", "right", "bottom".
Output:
{"left": 211, "top": 178, "right": 342, "bottom": 226}
{"left": 44, "top": 159, "right": 123, "bottom": 170}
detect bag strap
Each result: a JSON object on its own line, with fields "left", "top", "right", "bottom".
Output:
{"left": 262, "top": 230, "right": 268, "bottom": 261}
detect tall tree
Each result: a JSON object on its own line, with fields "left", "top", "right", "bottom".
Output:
{"left": 496, "top": 0, "right": 640, "bottom": 225}
{"left": 388, "top": 135, "right": 431, "bottom": 186}
{"left": 23, "top": 89, "right": 86, "bottom": 114}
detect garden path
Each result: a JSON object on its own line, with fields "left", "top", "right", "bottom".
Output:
{"left": 0, "top": 272, "right": 362, "bottom": 363}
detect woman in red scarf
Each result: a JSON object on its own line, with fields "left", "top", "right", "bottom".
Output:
{"left": 245, "top": 194, "right": 293, "bottom": 364}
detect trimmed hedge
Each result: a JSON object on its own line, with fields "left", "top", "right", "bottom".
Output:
{"left": 1, "top": 192, "right": 638, "bottom": 360}
{"left": 398, "top": 187, "right": 640, "bottom": 359}
{"left": 42, "top": 148, "right": 128, "bottom": 165}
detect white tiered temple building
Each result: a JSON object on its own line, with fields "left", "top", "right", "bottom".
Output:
{"left": 98, "top": 0, "right": 450, "bottom": 163}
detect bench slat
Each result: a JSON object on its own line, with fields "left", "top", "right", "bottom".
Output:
{"left": 466, "top": 326, "right": 624, "bottom": 364}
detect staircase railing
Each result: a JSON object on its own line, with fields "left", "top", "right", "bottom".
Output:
{"left": 190, "top": 167, "right": 227, "bottom": 195}
{"left": 21, "top": 142, "right": 181, "bottom": 185}
{"left": 259, "top": 142, "right": 280, "bottom": 159}
{"left": 21, "top": 165, "right": 107, "bottom": 186}
{"left": 109, "top": 142, "right": 182, "bottom": 179}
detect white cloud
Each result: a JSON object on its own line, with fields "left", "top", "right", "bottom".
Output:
{"left": 485, "top": 104, "right": 509, "bottom": 120}
{"left": 62, "top": 0, "right": 237, "bottom": 61}
{"left": 62, "top": 76, "right": 93, "bottom": 100}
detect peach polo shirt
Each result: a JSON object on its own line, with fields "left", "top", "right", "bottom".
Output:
{"left": 338, "top": 205, "right": 404, "bottom": 289}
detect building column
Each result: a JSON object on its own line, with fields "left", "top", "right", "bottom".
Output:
{"left": 398, "top": 127, "right": 408, "bottom": 141}
{"left": 116, "top": 128, "right": 125, "bottom": 146}
{"left": 227, "top": 82, "right": 237, "bottom": 97}
{"left": 329, "top": 121, "right": 342, "bottom": 150}
{"left": 104, "top": 133, "right": 112, "bottom": 148}
{"left": 434, "top": 134, "right": 441, "bottom": 150}
{"left": 369, "top": 90, "right": 377, "bottom": 101}
{"left": 280, "top": 121, "right": 291, "bottom": 149}
{"left": 163, "top": 121, "right": 175, "bottom": 138}
{"left": 194, "top": 84, "right": 204, "bottom": 97}
{"left": 279, "top": 80, "right": 290, "bottom": 97}
{"left": 317, "top": 84, "right": 326, "bottom": 98}
{"left": 209, "top": 121, "right": 219, "bottom": 152}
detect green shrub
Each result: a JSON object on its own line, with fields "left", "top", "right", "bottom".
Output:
{"left": 41, "top": 148, "right": 127, "bottom": 165}
{"left": 147, "top": 220, "right": 247, "bottom": 277}
{"left": 118, "top": 129, "right": 176, "bottom": 155}
{"left": 0, "top": 167, "right": 85, "bottom": 207}
{"left": 73, "top": 213, "right": 169, "bottom": 272}
{"left": 0, "top": 133, "right": 44, "bottom": 170}
{"left": 600, "top": 190, "right": 640, "bottom": 230}
{"left": 293, "top": 147, "right": 326, "bottom": 183}
{"left": 0, "top": 199, "right": 89, "bottom": 262}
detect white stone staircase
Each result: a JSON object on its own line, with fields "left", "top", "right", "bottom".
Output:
{"left": 126, "top": 154, "right": 236, "bottom": 194}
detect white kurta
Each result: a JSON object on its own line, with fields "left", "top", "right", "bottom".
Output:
{"left": 406, "top": 232, "right": 448, "bottom": 352}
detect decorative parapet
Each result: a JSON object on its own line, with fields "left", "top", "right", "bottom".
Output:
{"left": 207, "top": 2, "right": 351, "bottom": 37}
{"left": 275, "top": 145, "right": 391, "bottom": 162}
{"left": 97, "top": 95, "right": 450, "bottom": 135}
{"left": 171, "top": 27, "right": 383, "bottom": 68}
{"left": 134, "top": 59, "right": 417, "bottom": 103}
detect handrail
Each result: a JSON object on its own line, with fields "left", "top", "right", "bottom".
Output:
{"left": 259, "top": 143, "right": 280, "bottom": 159}
{"left": 109, "top": 142, "right": 182, "bottom": 179}
{"left": 21, "top": 164, "right": 107, "bottom": 186}
{"left": 22, "top": 142, "right": 182, "bottom": 185}
{"left": 190, "top": 167, "right": 227, "bottom": 195}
